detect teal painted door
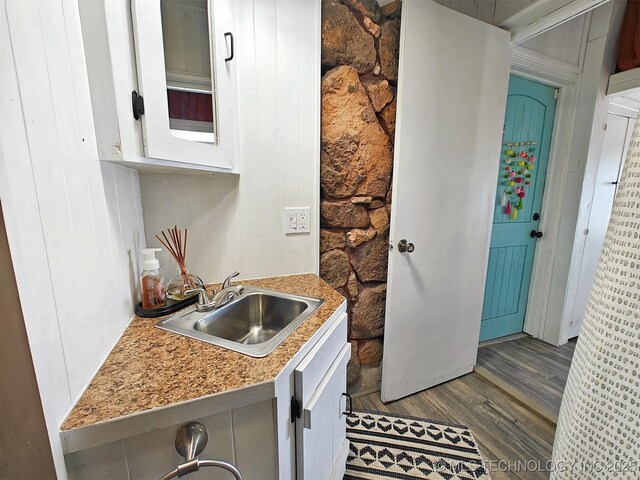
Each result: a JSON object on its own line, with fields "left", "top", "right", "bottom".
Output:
{"left": 480, "top": 76, "right": 556, "bottom": 342}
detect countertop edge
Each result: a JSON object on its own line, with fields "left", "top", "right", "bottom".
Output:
{"left": 60, "top": 380, "right": 275, "bottom": 455}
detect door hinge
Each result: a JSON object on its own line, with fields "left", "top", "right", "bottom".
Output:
{"left": 290, "top": 396, "right": 301, "bottom": 423}
{"left": 132, "top": 90, "right": 145, "bottom": 120}
{"left": 554, "top": 88, "right": 559, "bottom": 99}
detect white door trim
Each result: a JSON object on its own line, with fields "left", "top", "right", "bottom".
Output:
{"left": 511, "top": 46, "right": 580, "bottom": 87}
{"left": 508, "top": 34, "right": 588, "bottom": 342}
{"left": 523, "top": 81, "right": 580, "bottom": 341}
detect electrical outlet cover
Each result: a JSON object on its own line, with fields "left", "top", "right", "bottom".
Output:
{"left": 284, "top": 207, "right": 311, "bottom": 234}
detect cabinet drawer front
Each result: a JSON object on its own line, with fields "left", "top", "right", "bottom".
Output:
{"left": 302, "top": 344, "right": 351, "bottom": 430}
{"left": 294, "top": 312, "right": 348, "bottom": 405}
{"left": 298, "top": 344, "right": 350, "bottom": 480}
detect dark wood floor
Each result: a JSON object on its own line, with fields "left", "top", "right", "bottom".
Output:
{"left": 476, "top": 336, "right": 577, "bottom": 423}
{"left": 353, "top": 336, "right": 577, "bottom": 480}
{"left": 353, "top": 373, "right": 556, "bottom": 480}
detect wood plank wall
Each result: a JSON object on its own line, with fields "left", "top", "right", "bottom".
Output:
{"left": 0, "top": 1, "right": 147, "bottom": 476}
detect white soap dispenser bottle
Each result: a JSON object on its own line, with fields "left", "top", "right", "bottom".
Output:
{"left": 140, "top": 248, "right": 166, "bottom": 309}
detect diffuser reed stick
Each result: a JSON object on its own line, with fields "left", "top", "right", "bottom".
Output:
{"left": 155, "top": 225, "right": 198, "bottom": 295}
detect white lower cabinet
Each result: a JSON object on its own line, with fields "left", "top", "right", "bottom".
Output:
{"left": 65, "top": 400, "right": 276, "bottom": 480}
{"left": 64, "top": 309, "right": 349, "bottom": 480}
{"left": 294, "top": 316, "right": 350, "bottom": 480}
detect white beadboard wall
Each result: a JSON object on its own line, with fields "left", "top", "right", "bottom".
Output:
{"left": 520, "top": 14, "right": 588, "bottom": 66}
{"left": 432, "top": 0, "right": 498, "bottom": 24}
{"left": 139, "top": 0, "right": 320, "bottom": 283}
{"left": 0, "top": 1, "right": 146, "bottom": 477}
{"left": 433, "top": 0, "right": 540, "bottom": 25}
{"left": 434, "top": 0, "right": 587, "bottom": 66}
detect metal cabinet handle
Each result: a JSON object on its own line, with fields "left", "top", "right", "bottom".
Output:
{"left": 224, "top": 32, "right": 234, "bottom": 62}
{"left": 397, "top": 239, "right": 415, "bottom": 253}
{"left": 530, "top": 230, "right": 543, "bottom": 239}
{"left": 131, "top": 90, "right": 144, "bottom": 120}
{"left": 342, "top": 393, "right": 353, "bottom": 415}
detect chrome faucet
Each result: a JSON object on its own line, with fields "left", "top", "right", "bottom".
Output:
{"left": 210, "top": 285, "right": 244, "bottom": 309}
{"left": 186, "top": 271, "right": 244, "bottom": 312}
{"left": 211, "top": 271, "right": 244, "bottom": 308}
{"left": 185, "top": 288, "right": 217, "bottom": 312}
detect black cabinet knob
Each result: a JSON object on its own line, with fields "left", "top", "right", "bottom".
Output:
{"left": 530, "top": 230, "right": 543, "bottom": 239}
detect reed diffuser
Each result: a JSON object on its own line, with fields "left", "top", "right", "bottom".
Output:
{"left": 155, "top": 225, "right": 204, "bottom": 301}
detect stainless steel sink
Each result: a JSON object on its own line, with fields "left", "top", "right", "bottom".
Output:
{"left": 156, "top": 287, "right": 324, "bottom": 357}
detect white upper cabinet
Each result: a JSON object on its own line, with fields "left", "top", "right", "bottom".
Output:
{"left": 79, "top": 0, "right": 239, "bottom": 173}
{"left": 132, "top": 0, "right": 237, "bottom": 170}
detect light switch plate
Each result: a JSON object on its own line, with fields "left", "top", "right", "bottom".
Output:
{"left": 284, "top": 207, "right": 311, "bottom": 234}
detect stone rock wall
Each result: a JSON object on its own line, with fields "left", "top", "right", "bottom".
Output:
{"left": 320, "top": 0, "right": 401, "bottom": 385}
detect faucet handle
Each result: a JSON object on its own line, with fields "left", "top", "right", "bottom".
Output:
{"left": 185, "top": 288, "right": 214, "bottom": 312}
{"left": 222, "top": 271, "right": 240, "bottom": 289}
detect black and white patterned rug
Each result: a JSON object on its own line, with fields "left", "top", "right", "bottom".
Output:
{"left": 345, "top": 410, "right": 490, "bottom": 479}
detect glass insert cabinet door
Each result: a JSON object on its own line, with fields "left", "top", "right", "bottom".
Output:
{"left": 131, "top": 0, "right": 238, "bottom": 172}
{"left": 162, "top": 0, "right": 215, "bottom": 143}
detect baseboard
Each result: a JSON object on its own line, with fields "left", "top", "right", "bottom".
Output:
{"left": 348, "top": 365, "right": 382, "bottom": 399}
{"left": 478, "top": 332, "right": 529, "bottom": 348}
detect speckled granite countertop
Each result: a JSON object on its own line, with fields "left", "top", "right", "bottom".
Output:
{"left": 61, "top": 273, "right": 344, "bottom": 432}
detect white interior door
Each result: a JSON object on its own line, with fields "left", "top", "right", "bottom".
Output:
{"left": 381, "top": 0, "right": 511, "bottom": 402}
{"left": 569, "top": 112, "right": 636, "bottom": 337}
